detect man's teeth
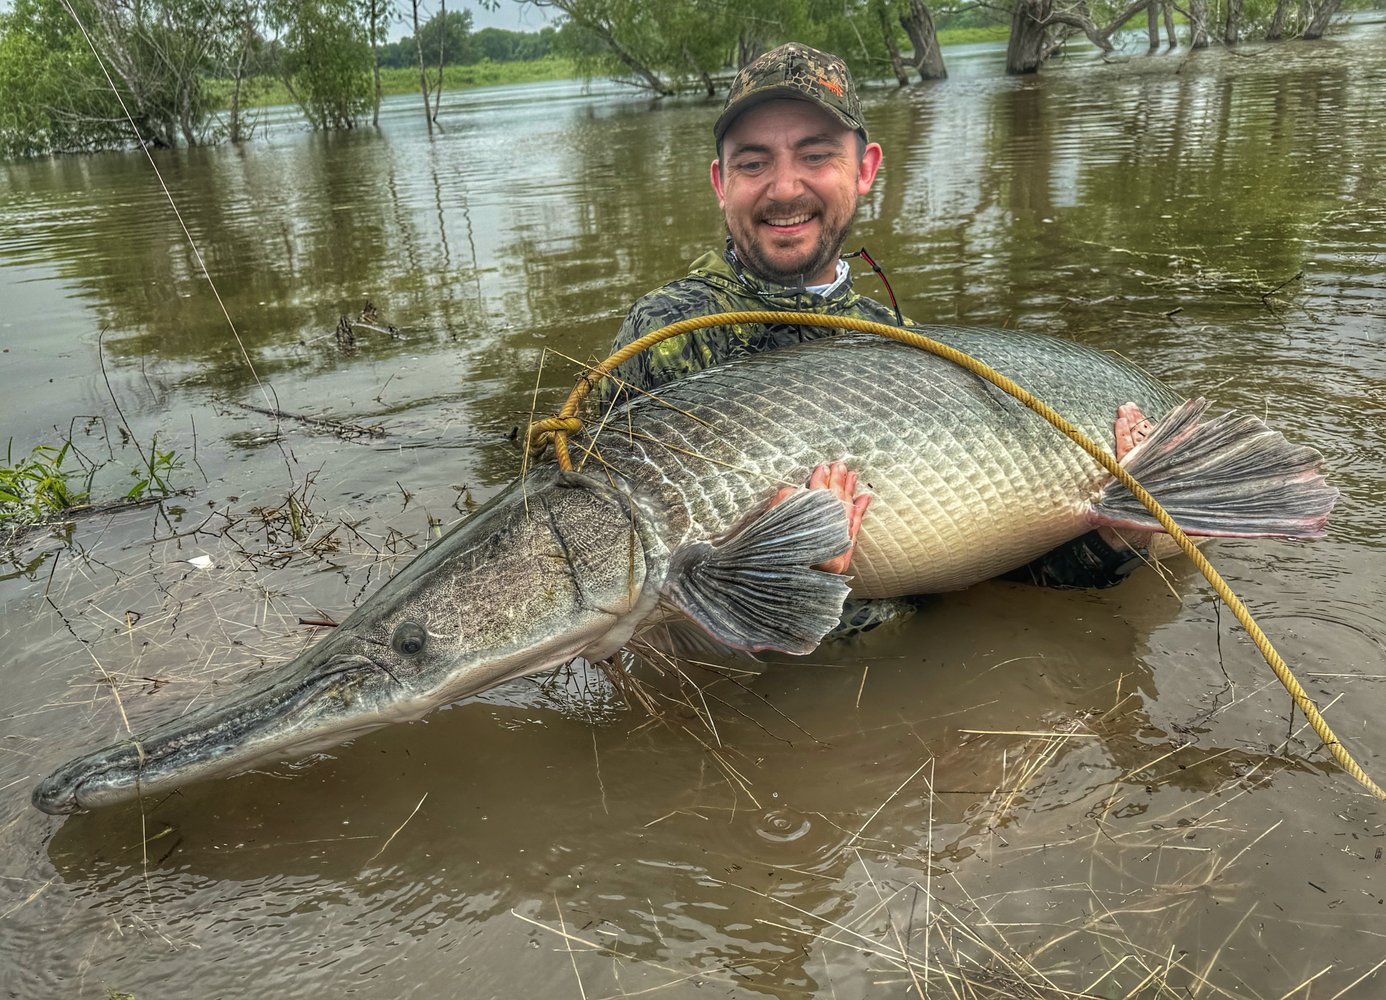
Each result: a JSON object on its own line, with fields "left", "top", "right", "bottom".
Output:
{"left": 765, "top": 214, "right": 812, "bottom": 227}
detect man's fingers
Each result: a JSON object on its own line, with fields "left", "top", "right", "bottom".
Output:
{"left": 1114, "top": 402, "right": 1154, "bottom": 462}
{"left": 772, "top": 462, "right": 871, "bottom": 574}
{"left": 846, "top": 492, "right": 872, "bottom": 539}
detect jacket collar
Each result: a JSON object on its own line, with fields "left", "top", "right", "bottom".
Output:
{"left": 694, "top": 241, "right": 857, "bottom": 307}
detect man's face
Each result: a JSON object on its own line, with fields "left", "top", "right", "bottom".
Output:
{"left": 711, "top": 99, "right": 882, "bottom": 287}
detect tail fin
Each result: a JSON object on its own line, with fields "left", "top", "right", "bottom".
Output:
{"left": 1089, "top": 398, "right": 1338, "bottom": 539}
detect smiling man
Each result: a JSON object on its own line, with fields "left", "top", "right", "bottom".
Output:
{"left": 600, "top": 43, "right": 900, "bottom": 400}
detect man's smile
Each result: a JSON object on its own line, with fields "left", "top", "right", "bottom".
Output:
{"left": 764, "top": 212, "right": 815, "bottom": 229}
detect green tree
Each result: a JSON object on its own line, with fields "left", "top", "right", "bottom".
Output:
{"left": 268, "top": 0, "right": 374, "bottom": 129}
{"left": 0, "top": 0, "right": 230, "bottom": 155}
{"left": 0, "top": 1, "right": 112, "bottom": 156}
{"left": 535, "top": 0, "right": 684, "bottom": 94}
{"left": 361, "top": 0, "right": 395, "bottom": 126}
{"left": 534, "top": 0, "right": 836, "bottom": 95}
{"left": 472, "top": 25, "right": 556, "bottom": 61}
{"left": 416, "top": 7, "right": 474, "bottom": 64}
{"left": 376, "top": 37, "right": 415, "bottom": 67}
{"left": 898, "top": 0, "right": 947, "bottom": 80}
{"left": 221, "top": 1, "right": 271, "bottom": 142}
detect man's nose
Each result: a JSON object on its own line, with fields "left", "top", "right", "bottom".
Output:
{"left": 765, "top": 160, "right": 805, "bottom": 200}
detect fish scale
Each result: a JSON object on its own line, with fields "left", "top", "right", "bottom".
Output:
{"left": 582, "top": 328, "right": 1185, "bottom": 595}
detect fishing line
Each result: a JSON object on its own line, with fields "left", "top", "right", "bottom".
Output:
{"left": 529, "top": 310, "right": 1385, "bottom": 803}
{"left": 59, "top": 1, "right": 277, "bottom": 419}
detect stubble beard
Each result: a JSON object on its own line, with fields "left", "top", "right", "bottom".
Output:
{"left": 728, "top": 199, "right": 856, "bottom": 288}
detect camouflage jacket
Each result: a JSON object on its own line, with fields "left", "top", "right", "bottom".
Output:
{"left": 596, "top": 245, "right": 903, "bottom": 406}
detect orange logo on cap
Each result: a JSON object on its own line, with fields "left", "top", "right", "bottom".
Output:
{"left": 817, "top": 76, "right": 844, "bottom": 97}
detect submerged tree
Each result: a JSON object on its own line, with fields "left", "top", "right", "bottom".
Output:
{"left": 0, "top": 0, "right": 388, "bottom": 154}
{"left": 362, "top": 0, "right": 394, "bottom": 127}
{"left": 900, "top": 0, "right": 947, "bottom": 80}
{"left": 1265, "top": 0, "right": 1348, "bottom": 39}
{"left": 532, "top": 0, "right": 678, "bottom": 95}
{"left": 0, "top": 0, "right": 230, "bottom": 154}
{"left": 1003, "top": 0, "right": 1210, "bottom": 74}
{"left": 1005, "top": 0, "right": 1052, "bottom": 75}
{"left": 220, "top": 1, "right": 271, "bottom": 143}
{"left": 268, "top": 0, "right": 374, "bottom": 129}
{"left": 409, "top": 0, "right": 435, "bottom": 133}
{"left": 529, "top": 0, "right": 943, "bottom": 95}
{"left": 1303, "top": 0, "right": 1345, "bottom": 38}
{"left": 875, "top": 0, "right": 912, "bottom": 85}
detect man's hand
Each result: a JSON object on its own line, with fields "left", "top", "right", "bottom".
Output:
{"left": 1100, "top": 402, "right": 1156, "bottom": 552}
{"left": 1114, "top": 402, "right": 1155, "bottom": 460}
{"left": 772, "top": 461, "right": 872, "bottom": 575}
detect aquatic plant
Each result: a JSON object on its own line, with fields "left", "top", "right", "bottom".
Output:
{"left": 0, "top": 433, "right": 183, "bottom": 527}
{"left": 127, "top": 434, "right": 183, "bottom": 501}
{"left": 0, "top": 439, "right": 93, "bottom": 522}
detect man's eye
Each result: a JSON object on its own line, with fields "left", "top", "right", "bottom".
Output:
{"left": 736, "top": 160, "right": 765, "bottom": 173}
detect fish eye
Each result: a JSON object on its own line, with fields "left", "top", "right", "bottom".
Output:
{"left": 391, "top": 621, "right": 428, "bottom": 656}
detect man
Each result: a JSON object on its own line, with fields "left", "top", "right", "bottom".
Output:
{"left": 601, "top": 42, "right": 1150, "bottom": 602}
{"left": 598, "top": 42, "right": 897, "bottom": 404}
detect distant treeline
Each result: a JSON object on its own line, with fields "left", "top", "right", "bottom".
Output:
{"left": 376, "top": 14, "right": 562, "bottom": 68}
{"left": 0, "top": 0, "right": 1371, "bottom": 159}
{"left": 538, "top": 0, "right": 1367, "bottom": 96}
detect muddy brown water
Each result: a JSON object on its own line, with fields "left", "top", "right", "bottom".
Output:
{"left": 2, "top": 27, "right": 1384, "bottom": 999}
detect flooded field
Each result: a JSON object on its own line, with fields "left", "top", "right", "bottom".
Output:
{"left": 2, "top": 25, "right": 1384, "bottom": 999}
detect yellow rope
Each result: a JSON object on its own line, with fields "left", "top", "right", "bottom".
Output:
{"left": 529, "top": 310, "right": 1382, "bottom": 800}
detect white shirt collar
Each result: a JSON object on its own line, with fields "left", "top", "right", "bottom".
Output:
{"left": 803, "top": 258, "right": 851, "bottom": 297}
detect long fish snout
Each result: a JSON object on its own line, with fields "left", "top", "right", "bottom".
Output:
{"left": 32, "top": 747, "right": 126, "bottom": 815}
{"left": 31, "top": 650, "right": 387, "bottom": 815}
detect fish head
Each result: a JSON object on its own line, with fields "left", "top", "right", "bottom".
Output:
{"left": 32, "top": 469, "right": 656, "bottom": 815}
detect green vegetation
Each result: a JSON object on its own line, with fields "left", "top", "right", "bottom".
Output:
{"left": 0, "top": 433, "right": 183, "bottom": 527}
{"left": 276, "top": 0, "right": 374, "bottom": 130}
{"left": 378, "top": 55, "right": 577, "bottom": 89}
{"left": 127, "top": 435, "right": 183, "bottom": 502}
{"left": 0, "top": 441, "right": 93, "bottom": 522}
{"left": 0, "top": 0, "right": 577, "bottom": 156}
{"left": 934, "top": 24, "right": 1014, "bottom": 46}
{"left": 209, "top": 56, "right": 579, "bottom": 111}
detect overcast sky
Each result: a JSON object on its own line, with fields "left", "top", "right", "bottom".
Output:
{"left": 412, "top": 0, "right": 555, "bottom": 36}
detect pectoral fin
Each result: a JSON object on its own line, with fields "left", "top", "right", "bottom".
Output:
{"left": 1090, "top": 398, "right": 1338, "bottom": 538}
{"left": 665, "top": 489, "right": 853, "bottom": 654}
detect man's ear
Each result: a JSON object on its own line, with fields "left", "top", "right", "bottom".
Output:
{"left": 857, "top": 142, "right": 883, "bottom": 195}
{"left": 710, "top": 157, "right": 726, "bottom": 208}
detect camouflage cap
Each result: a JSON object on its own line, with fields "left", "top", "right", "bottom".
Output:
{"left": 714, "top": 43, "right": 866, "bottom": 144}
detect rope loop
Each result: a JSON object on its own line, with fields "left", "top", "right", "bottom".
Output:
{"left": 525, "top": 310, "right": 1382, "bottom": 801}
{"left": 525, "top": 415, "right": 584, "bottom": 456}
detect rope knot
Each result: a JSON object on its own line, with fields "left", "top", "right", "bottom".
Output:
{"left": 526, "top": 415, "right": 584, "bottom": 458}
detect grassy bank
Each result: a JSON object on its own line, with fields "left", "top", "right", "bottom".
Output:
{"left": 213, "top": 37, "right": 1025, "bottom": 115}
{"left": 215, "top": 55, "right": 578, "bottom": 110}
{"left": 936, "top": 24, "right": 1013, "bottom": 45}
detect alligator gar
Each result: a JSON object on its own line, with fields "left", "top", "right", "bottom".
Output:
{"left": 32, "top": 327, "right": 1337, "bottom": 814}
